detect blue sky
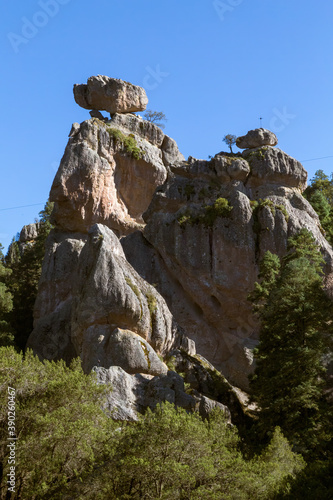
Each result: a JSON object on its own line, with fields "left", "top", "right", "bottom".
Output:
{"left": 1, "top": 0, "right": 333, "bottom": 252}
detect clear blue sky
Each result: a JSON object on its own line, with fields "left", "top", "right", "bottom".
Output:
{"left": 1, "top": 0, "right": 333, "bottom": 252}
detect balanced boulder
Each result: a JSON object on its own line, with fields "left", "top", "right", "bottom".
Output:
{"left": 73, "top": 75, "right": 148, "bottom": 114}
{"left": 236, "top": 128, "right": 278, "bottom": 149}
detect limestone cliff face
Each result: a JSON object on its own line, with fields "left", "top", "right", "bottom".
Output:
{"left": 27, "top": 80, "right": 333, "bottom": 412}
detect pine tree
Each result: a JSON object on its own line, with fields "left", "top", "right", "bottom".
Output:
{"left": 0, "top": 245, "right": 14, "bottom": 347}
{"left": 6, "top": 201, "right": 54, "bottom": 350}
{"left": 249, "top": 229, "right": 333, "bottom": 453}
{"left": 304, "top": 169, "right": 333, "bottom": 244}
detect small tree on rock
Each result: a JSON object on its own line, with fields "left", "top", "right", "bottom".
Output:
{"left": 143, "top": 110, "right": 167, "bottom": 129}
{"left": 223, "top": 134, "right": 237, "bottom": 153}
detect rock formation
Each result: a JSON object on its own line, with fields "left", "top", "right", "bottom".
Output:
{"left": 73, "top": 75, "right": 148, "bottom": 115}
{"left": 236, "top": 128, "right": 278, "bottom": 149}
{"left": 27, "top": 77, "right": 333, "bottom": 420}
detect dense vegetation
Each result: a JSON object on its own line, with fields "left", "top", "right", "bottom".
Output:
{"left": 0, "top": 347, "right": 304, "bottom": 499}
{"left": 0, "top": 201, "right": 53, "bottom": 351}
{"left": 304, "top": 169, "right": 333, "bottom": 244}
{"left": 249, "top": 229, "right": 333, "bottom": 498}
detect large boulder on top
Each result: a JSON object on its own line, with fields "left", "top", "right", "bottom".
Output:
{"left": 73, "top": 75, "right": 148, "bottom": 114}
{"left": 236, "top": 128, "right": 278, "bottom": 149}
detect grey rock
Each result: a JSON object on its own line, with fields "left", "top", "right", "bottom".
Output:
{"left": 198, "top": 395, "right": 231, "bottom": 421}
{"left": 27, "top": 231, "right": 87, "bottom": 363}
{"left": 213, "top": 156, "right": 250, "bottom": 182}
{"left": 71, "top": 224, "right": 181, "bottom": 372}
{"left": 19, "top": 223, "right": 41, "bottom": 242}
{"left": 134, "top": 150, "right": 333, "bottom": 389}
{"left": 73, "top": 75, "right": 148, "bottom": 114}
{"left": 111, "top": 113, "right": 164, "bottom": 147}
{"left": 166, "top": 350, "right": 245, "bottom": 424}
{"left": 144, "top": 370, "right": 196, "bottom": 411}
{"left": 83, "top": 327, "right": 168, "bottom": 376}
{"left": 223, "top": 338, "right": 258, "bottom": 391}
{"left": 68, "top": 122, "right": 80, "bottom": 138}
{"left": 93, "top": 366, "right": 143, "bottom": 421}
{"left": 161, "top": 134, "right": 185, "bottom": 166}
{"left": 89, "top": 109, "right": 107, "bottom": 120}
{"left": 244, "top": 147, "right": 307, "bottom": 191}
{"left": 93, "top": 365, "right": 231, "bottom": 422}
{"left": 236, "top": 128, "right": 278, "bottom": 149}
{"left": 181, "top": 336, "right": 196, "bottom": 356}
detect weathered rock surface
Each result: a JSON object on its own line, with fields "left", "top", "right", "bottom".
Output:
{"left": 244, "top": 147, "right": 307, "bottom": 191}
{"left": 96, "top": 328, "right": 168, "bottom": 376}
{"left": 236, "top": 128, "right": 278, "bottom": 149}
{"left": 93, "top": 364, "right": 232, "bottom": 422}
{"left": 50, "top": 115, "right": 184, "bottom": 236}
{"left": 19, "top": 223, "right": 41, "bottom": 242}
{"left": 29, "top": 224, "right": 181, "bottom": 375}
{"left": 27, "top": 231, "right": 87, "bottom": 363}
{"left": 161, "top": 134, "right": 185, "bottom": 166}
{"left": 121, "top": 145, "right": 333, "bottom": 389}
{"left": 28, "top": 75, "right": 333, "bottom": 411}
{"left": 73, "top": 75, "right": 148, "bottom": 114}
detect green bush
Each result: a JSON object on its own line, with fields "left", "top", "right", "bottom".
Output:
{"left": 107, "top": 127, "right": 143, "bottom": 160}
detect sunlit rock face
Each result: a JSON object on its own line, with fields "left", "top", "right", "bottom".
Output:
{"left": 28, "top": 77, "right": 333, "bottom": 399}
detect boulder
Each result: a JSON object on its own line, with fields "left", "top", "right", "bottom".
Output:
{"left": 93, "top": 366, "right": 143, "bottom": 421}
{"left": 73, "top": 75, "right": 148, "bottom": 114}
{"left": 236, "top": 128, "right": 278, "bottom": 149}
{"left": 198, "top": 396, "right": 231, "bottom": 421}
{"left": 161, "top": 134, "right": 185, "bottom": 166}
{"left": 83, "top": 327, "right": 168, "bottom": 376}
{"left": 93, "top": 365, "right": 232, "bottom": 422}
{"left": 244, "top": 147, "right": 307, "bottom": 191}
{"left": 19, "top": 223, "right": 41, "bottom": 242}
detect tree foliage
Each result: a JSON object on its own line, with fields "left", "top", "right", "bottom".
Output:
{"left": 0, "top": 347, "right": 111, "bottom": 499}
{"left": 5, "top": 201, "right": 54, "bottom": 351}
{"left": 0, "top": 246, "right": 14, "bottom": 347}
{"left": 223, "top": 134, "right": 237, "bottom": 153}
{"left": 303, "top": 169, "right": 333, "bottom": 244}
{"left": 249, "top": 229, "right": 333, "bottom": 454}
{"left": 0, "top": 347, "right": 304, "bottom": 499}
{"left": 143, "top": 110, "right": 167, "bottom": 129}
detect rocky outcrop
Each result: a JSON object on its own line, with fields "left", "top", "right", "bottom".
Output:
{"left": 244, "top": 147, "right": 307, "bottom": 191}
{"left": 20, "top": 223, "right": 41, "bottom": 242}
{"left": 28, "top": 74, "right": 333, "bottom": 415}
{"left": 72, "top": 224, "right": 180, "bottom": 372}
{"left": 122, "top": 145, "right": 333, "bottom": 389}
{"left": 50, "top": 115, "right": 184, "bottom": 236}
{"left": 73, "top": 75, "right": 148, "bottom": 114}
{"left": 93, "top": 363, "right": 232, "bottom": 422}
{"left": 28, "top": 224, "right": 181, "bottom": 372}
{"left": 236, "top": 128, "right": 278, "bottom": 149}
{"left": 27, "top": 231, "right": 86, "bottom": 363}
